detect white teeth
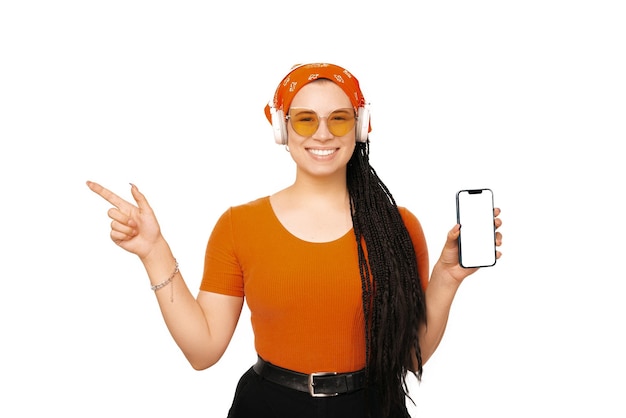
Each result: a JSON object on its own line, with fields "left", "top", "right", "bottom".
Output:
{"left": 309, "top": 149, "right": 335, "bottom": 156}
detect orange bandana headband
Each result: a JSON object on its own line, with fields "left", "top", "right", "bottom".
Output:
{"left": 264, "top": 63, "right": 367, "bottom": 124}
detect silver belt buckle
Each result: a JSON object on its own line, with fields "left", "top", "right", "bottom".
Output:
{"left": 308, "top": 372, "right": 339, "bottom": 397}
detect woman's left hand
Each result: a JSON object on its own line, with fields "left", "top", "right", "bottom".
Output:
{"left": 436, "top": 207, "right": 503, "bottom": 284}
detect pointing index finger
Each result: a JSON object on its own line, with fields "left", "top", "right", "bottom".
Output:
{"left": 86, "top": 180, "right": 131, "bottom": 210}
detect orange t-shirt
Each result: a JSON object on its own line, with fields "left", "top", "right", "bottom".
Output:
{"left": 200, "top": 196, "right": 429, "bottom": 374}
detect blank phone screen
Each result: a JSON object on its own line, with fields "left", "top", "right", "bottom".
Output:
{"left": 456, "top": 189, "right": 496, "bottom": 268}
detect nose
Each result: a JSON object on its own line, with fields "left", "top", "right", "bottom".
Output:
{"left": 312, "top": 117, "right": 333, "bottom": 141}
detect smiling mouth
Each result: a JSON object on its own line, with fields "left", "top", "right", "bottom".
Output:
{"left": 307, "top": 148, "right": 337, "bottom": 156}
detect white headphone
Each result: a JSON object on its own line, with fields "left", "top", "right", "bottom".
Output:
{"left": 269, "top": 103, "right": 370, "bottom": 145}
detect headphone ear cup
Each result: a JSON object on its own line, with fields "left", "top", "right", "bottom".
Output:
{"left": 356, "top": 107, "right": 370, "bottom": 143}
{"left": 270, "top": 106, "right": 287, "bottom": 145}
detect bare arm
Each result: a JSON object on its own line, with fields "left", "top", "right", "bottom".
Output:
{"left": 416, "top": 209, "right": 503, "bottom": 366}
{"left": 142, "top": 238, "right": 243, "bottom": 369}
{"left": 87, "top": 181, "right": 242, "bottom": 369}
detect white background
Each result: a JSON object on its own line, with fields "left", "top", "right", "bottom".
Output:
{"left": 1, "top": 1, "right": 624, "bottom": 416}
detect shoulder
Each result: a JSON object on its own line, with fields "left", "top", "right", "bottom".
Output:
{"left": 223, "top": 196, "right": 271, "bottom": 217}
{"left": 397, "top": 206, "right": 423, "bottom": 232}
{"left": 397, "top": 206, "right": 428, "bottom": 251}
{"left": 232, "top": 195, "right": 269, "bottom": 209}
{"left": 214, "top": 196, "right": 273, "bottom": 233}
{"left": 398, "top": 206, "right": 430, "bottom": 288}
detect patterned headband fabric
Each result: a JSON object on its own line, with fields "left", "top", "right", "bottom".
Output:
{"left": 264, "top": 63, "right": 367, "bottom": 125}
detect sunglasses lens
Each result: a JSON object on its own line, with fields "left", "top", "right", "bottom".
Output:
{"left": 327, "top": 109, "right": 356, "bottom": 137}
{"left": 290, "top": 110, "right": 319, "bottom": 137}
{"left": 289, "top": 108, "right": 356, "bottom": 137}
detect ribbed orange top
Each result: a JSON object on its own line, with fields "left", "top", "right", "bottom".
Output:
{"left": 200, "top": 197, "right": 429, "bottom": 374}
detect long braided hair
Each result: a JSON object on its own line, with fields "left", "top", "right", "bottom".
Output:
{"left": 347, "top": 140, "right": 427, "bottom": 417}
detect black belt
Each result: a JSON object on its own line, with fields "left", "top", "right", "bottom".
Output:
{"left": 253, "top": 356, "right": 367, "bottom": 397}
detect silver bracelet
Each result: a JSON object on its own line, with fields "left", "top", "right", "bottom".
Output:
{"left": 151, "top": 259, "right": 179, "bottom": 302}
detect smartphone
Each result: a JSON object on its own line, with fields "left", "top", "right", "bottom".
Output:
{"left": 456, "top": 188, "right": 497, "bottom": 268}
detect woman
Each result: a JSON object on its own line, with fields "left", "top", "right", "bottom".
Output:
{"left": 87, "top": 63, "right": 503, "bottom": 418}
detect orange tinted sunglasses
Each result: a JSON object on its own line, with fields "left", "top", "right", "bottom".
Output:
{"left": 286, "top": 108, "right": 356, "bottom": 137}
